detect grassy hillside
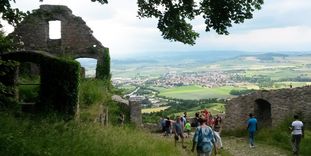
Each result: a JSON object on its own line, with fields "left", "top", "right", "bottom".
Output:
{"left": 0, "top": 112, "right": 183, "bottom": 156}
{"left": 0, "top": 79, "right": 185, "bottom": 156}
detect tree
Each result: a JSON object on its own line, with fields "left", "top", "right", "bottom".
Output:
{"left": 0, "top": 0, "right": 264, "bottom": 45}
{"left": 137, "top": 0, "right": 264, "bottom": 45}
{"left": 0, "top": 0, "right": 25, "bottom": 27}
{"left": 0, "top": 30, "right": 22, "bottom": 53}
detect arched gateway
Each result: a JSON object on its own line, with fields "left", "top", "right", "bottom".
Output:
{"left": 254, "top": 99, "right": 272, "bottom": 127}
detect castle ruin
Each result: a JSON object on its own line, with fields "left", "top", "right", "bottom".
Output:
{"left": 10, "top": 5, "right": 109, "bottom": 78}
{"left": 223, "top": 86, "right": 311, "bottom": 130}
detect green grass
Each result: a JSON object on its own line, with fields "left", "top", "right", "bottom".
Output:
{"left": 159, "top": 85, "right": 238, "bottom": 100}
{"left": 223, "top": 119, "right": 311, "bottom": 156}
{"left": 78, "top": 79, "right": 127, "bottom": 124}
{"left": 142, "top": 106, "right": 170, "bottom": 113}
{"left": 173, "top": 103, "right": 225, "bottom": 117}
{"left": 17, "top": 75, "right": 40, "bottom": 103}
{"left": 256, "top": 129, "right": 311, "bottom": 156}
{"left": 274, "top": 81, "right": 311, "bottom": 88}
{"left": 0, "top": 112, "right": 183, "bottom": 156}
{"left": 243, "top": 68, "right": 309, "bottom": 81}
{"left": 18, "top": 85, "right": 39, "bottom": 102}
{"left": 79, "top": 79, "right": 111, "bottom": 107}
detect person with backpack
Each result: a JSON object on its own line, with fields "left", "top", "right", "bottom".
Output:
{"left": 191, "top": 118, "right": 216, "bottom": 156}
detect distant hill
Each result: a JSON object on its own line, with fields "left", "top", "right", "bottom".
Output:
{"left": 112, "top": 51, "right": 311, "bottom": 66}
{"left": 77, "top": 51, "right": 311, "bottom": 78}
{"left": 235, "top": 53, "right": 289, "bottom": 61}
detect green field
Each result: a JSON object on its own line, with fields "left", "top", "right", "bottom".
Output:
{"left": 243, "top": 68, "right": 304, "bottom": 80}
{"left": 142, "top": 106, "right": 170, "bottom": 113}
{"left": 114, "top": 54, "right": 311, "bottom": 100}
{"left": 173, "top": 103, "right": 225, "bottom": 117}
{"left": 159, "top": 85, "right": 240, "bottom": 100}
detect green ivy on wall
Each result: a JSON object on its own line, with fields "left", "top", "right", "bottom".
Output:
{"left": 1, "top": 51, "right": 80, "bottom": 118}
{"left": 0, "top": 60, "right": 19, "bottom": 110}
{"left": 96, "top": 48, "right": 111, "bottom": 80}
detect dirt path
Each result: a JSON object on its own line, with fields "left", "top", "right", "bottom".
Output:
{"left": 222, "top": 136, "right": 290, "bottom": 156}
{"left": 154, "top": 132, "right": 291, "bottom": 156}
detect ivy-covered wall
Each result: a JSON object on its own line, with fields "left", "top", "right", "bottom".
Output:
{"left": 0, "top": 60, "right": 19, "bottom": 110}
{"left": 96, "top": 48, "right": 111, "bottom": 80}
{"left": 1, "top": 51, "right": 80, "bottom": 117}
{"left": 40, "top": 57, "right": 80, "bottom": 117}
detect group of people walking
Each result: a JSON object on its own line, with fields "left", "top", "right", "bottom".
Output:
{"left": 161, "top": 110, "right": 305, "bottom": 156}
{"left": 161, "top": 109, "right": 223, "bottom": 155}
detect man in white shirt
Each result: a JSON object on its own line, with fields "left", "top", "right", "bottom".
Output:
{"left": 290, "top": 115, "right": 304, "bottom": 155}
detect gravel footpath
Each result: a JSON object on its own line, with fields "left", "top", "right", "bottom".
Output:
{"left": 222, "top": 136, "right": 290, "bottom": 156}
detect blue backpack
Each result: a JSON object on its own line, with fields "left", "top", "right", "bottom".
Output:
{"left": 197, "top": 127, "right": 214, "bottom": 153}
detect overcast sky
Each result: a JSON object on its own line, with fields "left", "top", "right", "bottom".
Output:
{"left": 3, "top": 0, "right": 311, "bottom": 58}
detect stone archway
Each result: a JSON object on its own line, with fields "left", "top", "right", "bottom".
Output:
{"left": 254, "top": 99, "right": 272, "bottom": 127}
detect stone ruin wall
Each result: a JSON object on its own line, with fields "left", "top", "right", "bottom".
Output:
{"left": 112, "top": 95, "right": 143, "bottom": 127}
{"left": 10, "top": 5, "right": 105, "bottom": 59}
{"left": 223, "top": 86, "right": 311, "bottom": 130}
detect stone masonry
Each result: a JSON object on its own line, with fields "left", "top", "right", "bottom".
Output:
{"left": 9, "top": 5, "right": 108, "bottom": 77}
{"left": 129, "top": 96, "right": 143, "bottom": 127}
{"left": 223, "top": 86, "right": 311, "bottom": 130}
{"left": 112, "top": 95, "right": 143, "bottom": 127}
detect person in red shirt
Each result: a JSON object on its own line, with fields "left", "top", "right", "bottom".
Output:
{"left": 203, "top": 109, "right": 209, "bottom": 124}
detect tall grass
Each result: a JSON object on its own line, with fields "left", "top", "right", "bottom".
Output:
{"left": 1, "top": 78, "right": 185, "bottom": 155}
{"left": 18, "top": 85, "right": 39, "bottom": 102}
{"left": 78, "top": 79, "right": 127, "bottom": 124}
{"left": 17, "top": 75, "right": 40, "bottom": 103}
{"left": 256, "top": 120, "right": 311, "bottom": 156}
{"left": 223, "top": 118, "right": 311, "bottom": 156}
{"left": 0, "top": 112, "right": 183, "bottom": 156}
{"left": 79, "top": 79, "right": 111, "bottom": 107}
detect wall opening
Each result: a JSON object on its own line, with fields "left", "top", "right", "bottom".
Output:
{"left": 75, "top": 58, "right": 97, "bottom": 78}
{"left": 254, "top": 99, "right": 272, "bottom": 128}
{"left": 49, "top": 20, "right": 61, "bottom": 39}
{"left": 17, "top": 62, "right": 41, "bottom": 113}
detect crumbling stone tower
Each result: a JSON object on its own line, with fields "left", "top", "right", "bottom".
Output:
{"left": 10, "top": 5, "right": 110, "bottom": 78}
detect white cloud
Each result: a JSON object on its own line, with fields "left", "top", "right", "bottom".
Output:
{"left": 198, "top": 26, "right": 311, "bottom": 51}
{"left": 264, "top": 0, "right": 311, "bottom": 14}
{"left": 1, "top": 0, "right": 311, "bottom": 58}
